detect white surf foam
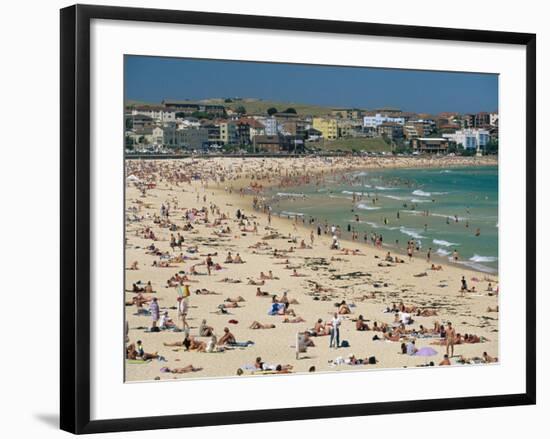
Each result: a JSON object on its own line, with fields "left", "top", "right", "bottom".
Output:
{"left": 433, "top": 239, "right": 459, "bottom": 247}
{"left": 356, "top": 203, "right": 381, "bottom": 211}
{"left": 399, "top": 227, "right": 425, "bottom": 240}
{"left": 469, "top": 254, "right": 498, "bottom": 263}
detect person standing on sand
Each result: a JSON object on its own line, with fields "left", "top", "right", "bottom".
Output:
{"left": 149, "top": 297, "right": 159, "bottom": 325}
{"left": 426, "top": 247, "right": 432, "bottom": 263}
{"left": 177, "top": 296, "right": 189, "bottom": 331}
{"left": 445, "top": 322, "right": 456, "bottom": 357}
{"left": 310, "top": 230, "right": 314, "bottom": 246}
{"left": 329, "top": 312, "right": 342, "bottom": 349}
{"left": 206, "top": 255, "right": 213, "bottom": 275}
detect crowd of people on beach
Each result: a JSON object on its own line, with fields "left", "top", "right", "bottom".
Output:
{"left": 124, "top": 157, "right": 499, "bottom": 380}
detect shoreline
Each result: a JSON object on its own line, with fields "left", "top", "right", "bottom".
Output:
{"left": 220, "top": 160, "right": 498, "bottom": 276}
{"left": 219, "top": 186, "right": 498, "bottom": 277}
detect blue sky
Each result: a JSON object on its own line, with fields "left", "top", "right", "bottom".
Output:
{"left": 125, "top": 56, "right": 498, "bottom": 114}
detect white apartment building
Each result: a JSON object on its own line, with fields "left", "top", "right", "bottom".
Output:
{"left": 363, "top": 113, "right": 405, "bottom": 128}
{"left": 489, "top": 113, "right": 499, "bottom": 126}
{"left": 262, "top": 116, "right": 278, "bottom": 136}
{"left": 132, "top": 108, "right": 177, "bottom": 123}
{"left": 443, "top": 128, "right": 490, "bottom": 150}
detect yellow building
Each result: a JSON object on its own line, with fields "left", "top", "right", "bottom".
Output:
{"left": 331, "top": 108, "right": 363, "bottom": 120}
{"left": 312, "top": 117, "right": 338, "bottom": 140}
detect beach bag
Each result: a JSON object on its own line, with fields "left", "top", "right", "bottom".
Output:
{"left": 341, "top": 340, "right": 350, "bottom": 348}
{"left": 368, "top": 356, "right": 377, "bottom": 364}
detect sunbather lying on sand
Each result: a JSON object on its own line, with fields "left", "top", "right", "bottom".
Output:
{"left": 482, "top": 352, "right": 498, "bottom": 363}
{"left": 247, "top": 278, "right": 265, "bottom": 286}
{"left": 340, "top": 248, "right": 364, "bottom": 256}
{"left": 195, "top": 288, "right": 218, "bottom": 295}
{"left": 255, "top": 287, "right": 270, "bottom": 297}
{"left": 125, "top": 293, "right": 153, "bottom": 307}
{"left": 163, "top": 335, "right": 204, "bottom": 351}
{"left": 354, "top": 292, "right": 376, "bottom": 301}
{"left": 254, "top": 356, "right": 293, "bottom": 373}
{"left": 249, "top": 321, "right": 276, "bottom": 329}
{"left": 416, "top": 308, "right": 438, "bottom": 317}
{"left": 162, "top": 365, "right": 202, "bottom": 374}
{"left": 290, "top": 269, "right": 307, "bottom": 277}
{"left": 225, "top": 296, "right": 245, "bottom": 303}
{"left": 381, "top": 328, "right": 402, "bottom": 342}
{"left": 260, "top": 271, "right": 279, "bottom": 280}
{"left": 283, "top": 316, "right": 306, "bottom": 323}
{"left": 220, "top": 301, "right": 240, "bottom": 309}
{"left": 220, "top": 277, "right": 242, "bottom": 283}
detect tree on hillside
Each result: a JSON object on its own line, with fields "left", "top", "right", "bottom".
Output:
{"left": 284, "top": 107, "right": 297, "bottom": 114}
{"left": 267, "top": 107, "right": 278, "bottom": 116}
{"left": 224, "top": 98, "right": 233, "bottom": 103}
{"left": 190, "top": 111, "right": 214, "bottom": 120}
{"left": 235, "top": 105, "right": 247, "bottom": 115}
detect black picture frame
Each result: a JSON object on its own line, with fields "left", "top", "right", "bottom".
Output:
{"left": 60, "top": 4, "right": 536, "bottom": 434}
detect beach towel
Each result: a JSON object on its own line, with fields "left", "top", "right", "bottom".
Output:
{"left": 228, "top": 341, "right": 254, "bottom": 347}
{"left": 268, "top": 303, "right": 285, "bottom": 316}
{"left": 240, "top": 364, "right": 258, "bottom": 371}
{"left": 127, "top": 359, "right": 151, "bottom": 364}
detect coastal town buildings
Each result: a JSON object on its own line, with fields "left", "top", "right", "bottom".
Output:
{"left": 363, "top": 113, "right": 406, "bottom": 128}
{"left": 312, "top": 117, "right": 339, "bottom": 140}
{"left": 443, "top": 128, "right": 490, "bottom": 150}
{"left": 132, "top": 106, "right": 176, "bottom": 123}
{"left": 124, "top": 99, "right": 497, "bottom": 155}
{"left": 412, "top": 137, "right": 449, "bottom": 153}
{"left": 331, "top": 108, "right": 363, "bottom": 120}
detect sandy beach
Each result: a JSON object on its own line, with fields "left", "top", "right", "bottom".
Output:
{"left": 124, "top": 156, "right": 499, "bottom": 382}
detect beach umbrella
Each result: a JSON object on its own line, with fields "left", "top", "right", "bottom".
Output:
{"left": 127, "top": 174, "right": 140, "bottom": 182}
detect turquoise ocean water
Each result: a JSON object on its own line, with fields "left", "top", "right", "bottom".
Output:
{"left": 266, "top": 166, "right": 498, "bottom": 273}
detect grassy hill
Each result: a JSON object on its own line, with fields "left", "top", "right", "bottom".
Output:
{"left": 126, "top": 97, "right": 366, "bottom": 117}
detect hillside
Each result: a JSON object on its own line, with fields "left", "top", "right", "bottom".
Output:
{"left": 126, "top": 97, "right": 366, "bottom": 117}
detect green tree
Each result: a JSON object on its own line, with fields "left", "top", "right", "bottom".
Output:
{"left": 235, "top": 106, "right": 247, "bottom": 115}
{"left": 224, "top": 98, "right": 233, "bottom": 103}
{"left": 267, "top": 107, "right": 278, "bottom": 116}
{"left": 485, "top": 139, "right": 499, "bottom": 154}
{"left": 283, "top": 107, "right": 297, "bottom": 114}
{"left": 190, "top": 111, "right": 213, "bottom": 120}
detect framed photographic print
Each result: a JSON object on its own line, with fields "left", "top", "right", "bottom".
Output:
{"left": 60, "top": 4, "right": 536, "bottom": 434}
